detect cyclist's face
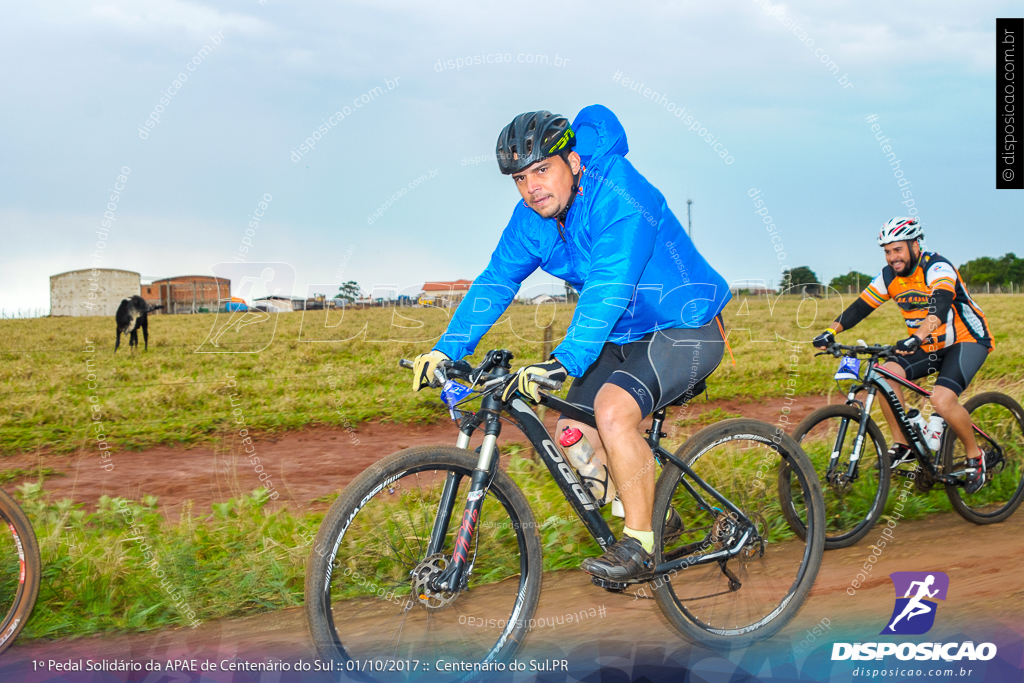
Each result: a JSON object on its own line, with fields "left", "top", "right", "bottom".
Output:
{"left": 513, "top": 152, "right": 581, "bottom": 219}
{"left": 884, "top": 240, "right": 919, "bottom": 276}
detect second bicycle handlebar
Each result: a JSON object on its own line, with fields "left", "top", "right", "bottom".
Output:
{"left": 817, "top": 342, "right": 895, "bottom": 359}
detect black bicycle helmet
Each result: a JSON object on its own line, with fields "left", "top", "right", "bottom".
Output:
{"left": 496, "top": 110, "right": 575, "bottom": 175}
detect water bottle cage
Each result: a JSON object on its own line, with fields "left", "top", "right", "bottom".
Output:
{"left": 579, "top": 471, "right": 612, "bottom": 507}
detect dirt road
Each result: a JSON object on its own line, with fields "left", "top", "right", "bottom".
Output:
{"left": 3, "top": 510, "right": 1021, "bottom": 682}
{"left": 0, "top": 395, "right": 831, "bottom": 519}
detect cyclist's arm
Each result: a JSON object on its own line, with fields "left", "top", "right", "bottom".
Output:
{"left": 552, "top": 164, "right": 659, "bottom": 376}
{"left": 433, "top": 210, "right": 542, "bottom": 361}
{"left": 915, "top": 260, "right": 956, "bottom": 342}
{"left": 830, "top": 271, "right": 890, "bottom": 334}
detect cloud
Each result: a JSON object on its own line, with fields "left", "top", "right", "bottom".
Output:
{"left": 24, "top": 0, "right": 274, "bottom": 40}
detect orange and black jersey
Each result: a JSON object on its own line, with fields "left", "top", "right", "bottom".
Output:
{"left": 837, "top": 251, "right": 992, "bottom": 353}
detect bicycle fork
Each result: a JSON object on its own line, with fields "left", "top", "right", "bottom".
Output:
{"left": 424, "top": 390, "right": 505, "bottom": 593}
{"left": 830, "top": 388, "right": 877, "bottom": 486}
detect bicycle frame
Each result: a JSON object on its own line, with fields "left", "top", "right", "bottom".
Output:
{"left": 835, "top": 357, "right": 994, "bottom": 487}
{"left": 425, "top": 353, "right": 764, "bottom": 591}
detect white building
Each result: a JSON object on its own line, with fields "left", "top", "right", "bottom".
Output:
{"left": 50, "top": 269, "right": 140, "bottom": 317}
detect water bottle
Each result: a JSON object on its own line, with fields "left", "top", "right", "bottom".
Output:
{"left": 923, "top": 414, "right": 946, "bottom": 451}
{"left": 906, "top": 409, "right": 928, "bottom": 442}
{"left": 559, "top": 426, "right": 616, "bottom": 506}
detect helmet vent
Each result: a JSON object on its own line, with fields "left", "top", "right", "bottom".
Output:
{"left": 525, "top": 139, "right": 533, "bottom": 154}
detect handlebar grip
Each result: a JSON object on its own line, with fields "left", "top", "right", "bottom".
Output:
{"left": 398, "top": 359, "right": 413, "bottom": 369}
{"left": 528, "top": 373, "right": 563, "bottom": 391}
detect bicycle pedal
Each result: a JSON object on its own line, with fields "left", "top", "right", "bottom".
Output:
{"left": 589, "top": 575, "right": 629, "bottom": 593}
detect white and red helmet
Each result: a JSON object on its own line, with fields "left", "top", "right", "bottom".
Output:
{"left": 877, "top": 216, "right": 923, "bottom": 246}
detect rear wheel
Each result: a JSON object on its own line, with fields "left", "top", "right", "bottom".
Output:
{"left": 304, "top": 446, "right": 542, "bottom": 682}
{"left": 943, "top": 392, "right": 1024, "bottom": 524}
{"left": 0, "top": 487, "right": 41, "bottom": 655}
{"left": 651, "top": 418, "right": 825, "bottom": 649}
{"left": 780, "top": 405, "right": 890, "bottom": 549}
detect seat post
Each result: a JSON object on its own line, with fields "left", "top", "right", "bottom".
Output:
{"left": 647, "top": 408, "right": 668, "bottom": 446}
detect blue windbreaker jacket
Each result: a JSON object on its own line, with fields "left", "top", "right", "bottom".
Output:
{"left": 434, "top": 104, "right": 731, "bottom": 377}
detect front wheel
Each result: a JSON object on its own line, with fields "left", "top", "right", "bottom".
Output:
{"left": 0, "top": 487, "right": 41, "bottom": 656}
{"left": 780, "top": 404, "right": 891, "bottom": 549}
{"left": 651, "top": 418, "right": 825, "bottom": 649}
{"left": 304, "top": 446, "right": 543, "bottom": 681}
{"left": 943, "top": 392, "right": 1024, "bottom": 524}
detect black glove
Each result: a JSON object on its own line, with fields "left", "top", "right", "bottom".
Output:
{"left": 895, "top": 335, "right": 921, "bottom": 354}
{"left": 501, "top": 359, "right": 569, "bottom": 402}
{"left": 812, "top": 330, "right": 836, "bottom": 349}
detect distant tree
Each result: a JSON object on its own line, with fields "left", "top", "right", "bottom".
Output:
{"left": 782, "top": 266, "right": 820, "bottom": 294}
{"left": 829, "top": 270, "right": 873, "bottom": 292}
{"left": 959, "top": 253, "right": 1024, "bottom": 286}
{"left": 334, "top": 281, "right": 362, "bottom": 303}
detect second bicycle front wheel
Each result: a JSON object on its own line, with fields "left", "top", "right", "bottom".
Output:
{"left": 652, "top": 419, "right": 825, "bottom": 649}
{"left": 780, "top": 404, "right": 891, "bottom": 549}
{"left": 304, "top": 446, "right": 542, "bottom": 682}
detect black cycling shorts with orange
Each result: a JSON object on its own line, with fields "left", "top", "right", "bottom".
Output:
{"left": 565, "top": 315, "right": 726, "bottom": 418}
{"left": 892, "top": 342, "right": 989, "bottom": 396}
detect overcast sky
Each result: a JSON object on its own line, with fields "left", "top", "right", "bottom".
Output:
{"left": 0, "top": 0, "right": 1020, "bottom": 312}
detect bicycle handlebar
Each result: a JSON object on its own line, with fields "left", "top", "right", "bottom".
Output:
{"left": 397, "top": 358, "right": 563, "bottom": 395}
{"left": 527, "top": 373, "right": 563, "bottom": 391}
{"left": 816, "top": 342, "right": 895, "bottom": 359}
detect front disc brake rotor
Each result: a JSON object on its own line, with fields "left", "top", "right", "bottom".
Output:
{"left": 411, "top": 553, "right": 459, "bottom": 610}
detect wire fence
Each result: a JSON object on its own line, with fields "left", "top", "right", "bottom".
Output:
{"left": 1, "top": 308, "right": 50, "bottom": 319}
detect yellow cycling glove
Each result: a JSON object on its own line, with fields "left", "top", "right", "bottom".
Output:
{"left": 501, "top": 359, "right": 568, "bottom": 402}
{"left": 411, "top": 350, "right": 449, "bottom": 391}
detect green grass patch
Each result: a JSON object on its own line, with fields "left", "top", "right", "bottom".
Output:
{"left": 2, "top": 296, "right": 1020, "bottom": 455}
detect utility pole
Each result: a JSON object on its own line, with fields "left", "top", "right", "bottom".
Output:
{"left": 686, "top": 199, "right": 693, "bottom": 241}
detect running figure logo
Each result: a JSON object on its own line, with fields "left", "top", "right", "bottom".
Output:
{"left": 881, "top": 571, "right": 949, "bottom": 635}
{"left": 197, "top": 262, "right": 296, "bottom": 354}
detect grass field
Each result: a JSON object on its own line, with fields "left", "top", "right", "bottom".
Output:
{"left": 2, "top": 294, "right": 1021, "bottom": 455}
{"left": 0, "top": 294, "right": 1021, "bottom": 640}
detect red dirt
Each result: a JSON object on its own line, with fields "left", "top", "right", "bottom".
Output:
{"left": 0, "top": 396, "right": 832, "bottom": 519}
{"left": 4, "top": 511, "right": 1020, "bottom": 682}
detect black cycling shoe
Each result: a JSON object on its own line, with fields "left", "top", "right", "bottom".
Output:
{"left": 580, "top": 535, "right": 655, "bottom": 583}
{"left": 888, "top": 443, "right": 915, "bottom": 468}
{"left": 964, "top": 453, "right": 988, "bottom": 494}
{"left": 663, "top": 507, "right": 684, "bottom": 547}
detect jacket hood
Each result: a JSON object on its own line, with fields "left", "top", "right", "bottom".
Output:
{"left": 571, "top": 104, "right": 628, "bottom": 166}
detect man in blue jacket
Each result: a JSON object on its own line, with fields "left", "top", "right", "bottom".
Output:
{"left": 411, "top": 106, "right": 731, "bottom": 582}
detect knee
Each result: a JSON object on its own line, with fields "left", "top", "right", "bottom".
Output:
{"left": 882, "top": 361, "right": 906, "bottom": 377}
{"left": 594, "top": 388, "right": 638, "bottom": 434}
{"left": 930, "top": 387, "right": 958, "bottom": 412}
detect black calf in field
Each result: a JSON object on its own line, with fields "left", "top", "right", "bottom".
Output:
{"left": 115, "top": 296, "right": 163, "bottom": 352}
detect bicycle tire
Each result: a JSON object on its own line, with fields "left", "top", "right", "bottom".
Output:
{"left": 943, "top": 392, "right": 1024, "bottom": 525}
{"left": 651, "top": 418, "right": 825, "bottom": 649}
{"left": 779, "top": 405, "right": 891, "bottom": 549}
{"left": 304, "top": 446, "right": 542, "bottom": 680}
{"left": 0, "top": 487, "right": 41, "bottom": 656}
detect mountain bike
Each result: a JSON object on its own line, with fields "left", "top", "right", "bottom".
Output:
{"left": 778, "top": 342, "right": 1024, "bottom": 549}
{"left": 304, "top": 348, "right": 825, "bottom": 678}
{"left": 0, "top": 487, "right": 41, "bottom": 656}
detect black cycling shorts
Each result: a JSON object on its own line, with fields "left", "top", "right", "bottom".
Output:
{"left": 892, "top": 342, "right": 989, "bottom": 396}
{"left": 564, "top": 316, "right": 726, "bottom": 418}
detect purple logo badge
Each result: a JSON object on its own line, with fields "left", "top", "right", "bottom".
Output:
{"left": 881, "top": 571, "right": 949, "bottom": 635}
